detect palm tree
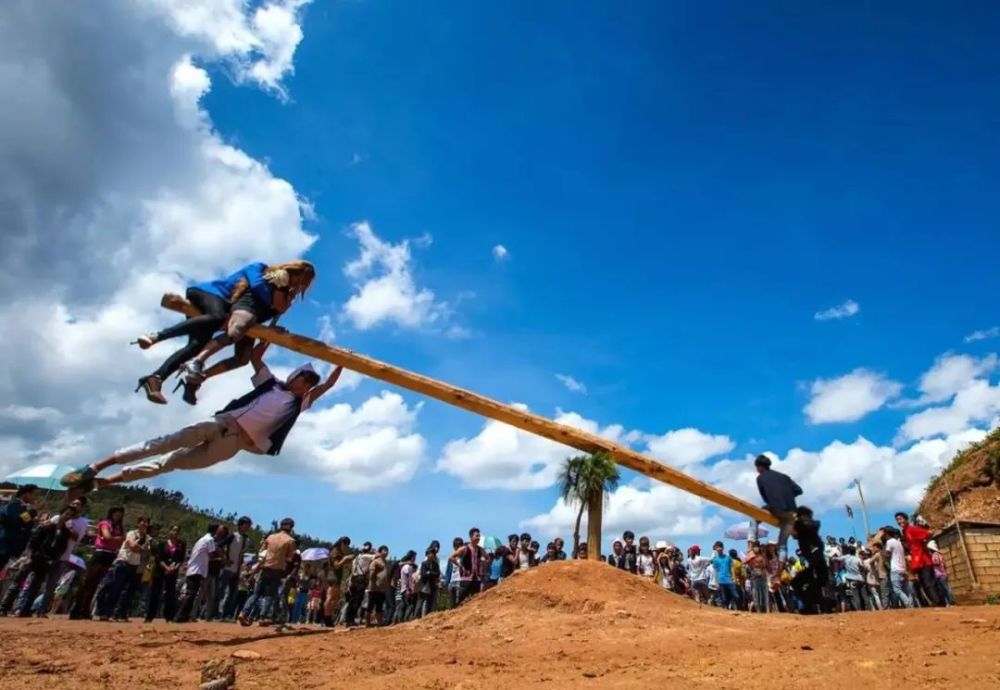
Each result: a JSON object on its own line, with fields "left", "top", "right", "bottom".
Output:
{"left": 558, "top": 452, "right": 620, "bottom": 560}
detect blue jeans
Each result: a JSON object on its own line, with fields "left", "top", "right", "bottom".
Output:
{"left": 889, "top": 572, "right": 913, "bottom": 608}
{"left": 216, "top": 570, "right": 240, "bottom": 620}
{"left": 95, "top": 562, "right": 137, "bottom": 619}
{"left": 718, "top": 583, "right": 740, "bottom": 609}
{"left": 291, "top": 591, "right": 309, "bottom": 623}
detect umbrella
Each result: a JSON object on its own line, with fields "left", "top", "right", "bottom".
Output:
{"left": 301, "top": 547, "right": 330, "bottom": 562}
{"left": 723, "top": 522, "right": 770, "bottom": 541}
{"left": 68, "top": 555, "right": 86, "bottom": 570}
{"left": 480, "top": 535, "right": 502, "bottom": 551}
{"left": 4, "top": 464, "right": 77, "bottom": 491}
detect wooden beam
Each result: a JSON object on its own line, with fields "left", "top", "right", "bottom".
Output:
{"left": 162, "top": 293, "right": 777, "bottom": 525}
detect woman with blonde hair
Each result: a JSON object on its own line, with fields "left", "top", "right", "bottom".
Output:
{"left": 135, "top": 260, "right": 315, "bottom": 405}
{"left": 180, "top": 260, "right": 314, "bottom": 403}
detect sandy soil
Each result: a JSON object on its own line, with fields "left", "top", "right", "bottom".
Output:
{"left": 1, "top": 561, "right": 998, "bottom": 689}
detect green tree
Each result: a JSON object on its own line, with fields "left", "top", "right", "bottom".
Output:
{"left": 558, "top": 452, "right": 619, "bottom": 559}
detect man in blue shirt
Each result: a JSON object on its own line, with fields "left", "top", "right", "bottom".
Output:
{"left": 711, "top": 541, "right": 739, "bottom": 610}
{"left": 0, "top": 484, "right": 38, "bottom": 570}
{"left": 752, "top": 455, "right": 803, "bottom": 561}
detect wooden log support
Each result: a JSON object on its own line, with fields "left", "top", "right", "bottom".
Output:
{"left": 162, "top": 293, "right": 778, "bottom": 525}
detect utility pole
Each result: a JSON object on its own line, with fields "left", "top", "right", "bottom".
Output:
{"left": 855, "top": 478, "right": 872, "bottom": 542}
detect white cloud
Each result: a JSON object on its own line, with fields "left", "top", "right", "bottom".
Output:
{"left": 142, "top": 0, "right": 310, "bottom": 96}
{"left": 555, "top": 374, "right": 587, "bottom": 394}
{"left": 492, "top": 244, "right": 509, "bottom": 261}
{"left": 804, "top": 368, "right": 902, "bottom": 424}
{"left": 522, "top": 484, "right": 723, "bottom": 545}
{"left": 341, "top": 222, "right": 449, "bottom": 330}
{"left": 436, "top": 406, "right": 633, "bottom": 490}
{"left": 814, "top": 299, "right": 860, "bottom": 321}
{"left": 265, "top": 392, "right": 426, "bottom": 492}
{"left": 965, "top": 326, "right": 1000, "bottom": 343}
{"left": 893, "top": 353, "right": 1000, "bottom": 442}
{"left": 644, "top": 428, "right": 735, "bottom": 467}
{"left": 915, "top": 353, "right": 998, "bottom": 404}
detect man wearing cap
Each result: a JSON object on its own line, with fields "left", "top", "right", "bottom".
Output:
{"left": 0, "top": 484, "right": 38, "bottom": 570}
{"left": 60, "top": 341, "right": 343, "bottom": 490}
{"left": 751, "top": 454, "right": 803, "bottom": 561}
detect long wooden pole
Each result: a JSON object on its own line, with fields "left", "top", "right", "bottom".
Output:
{"left": 162, "top": 294, "right": 777, "bottom": 525}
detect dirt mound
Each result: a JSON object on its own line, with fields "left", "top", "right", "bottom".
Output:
{"left": 422, "top": 559, "right": 701, "bottom": 629}
{"left": 919, "top": 428, "right": 1000, "bottom": 528}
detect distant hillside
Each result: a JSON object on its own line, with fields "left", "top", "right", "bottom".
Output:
{"left": 4, "top": 483, "right": 331, "bottom": 552}
{"left": 919, "top": 427, "right": 1000, "bottom": 528}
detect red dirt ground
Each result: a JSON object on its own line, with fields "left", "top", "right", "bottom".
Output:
{"left": 1, "top": 561, "right": 998, "bottom": 689}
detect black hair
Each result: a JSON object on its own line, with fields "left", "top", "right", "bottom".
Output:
{"left": 15, "top": 484, "right": 38, "bottom": 497}
{"left": 507, "top": 534, "right": 519, "bottom": 542}
{"left": 238, "top": 516, "right": 252, "bottom": 526}
{"left": 379, "top": 545, "right": 391, "bottom": 555}
{"left": 280, "top": 517, "right": 295, "bottom": 529}
{"left": 754, "top": 454, "right": 771, "bottom": 468}
{"left": 713, "top": 540, "right": 724, "bottom": 550}
{"left": 530, "top": 541, "right": 539, "bottom": 550}
{"left": 207, "top": 523, "right": 219, "bottom": 534}
{"left": 107, "top": 506, "right": 125, "bottom": 521}
{"left": 469, "top": 527, "right": 481, "bottom": 537}
{"left": 894, "top": 512, "right": 909, "bottom": 521}
{"left": 843, "top": 545, "right": 856, "bottom": 556}
{"left": 519, "top": 532, "right": 531, "bottom": 541}
{"left": 795, "top": 506, "right": 814, "bottom": 519}
{"left": 546, "top": 542, "right": 556, "bottom": 550}
{"left": 298, "top": 370, "right": 321, "bottom": 387}
{"left": 453, "top": 536, "right": 464, "bottom": 547}
{"left": 728, "top": 549, "right": 739, "bottom": 559}
{"left": 425, "top": 545, "right": 437, "bottom": 556}
{"left": 623, "top": 530, "right": 635, "bottom": 540}
{"left": 136, "top": 516, "right": 150, "bottom": 525}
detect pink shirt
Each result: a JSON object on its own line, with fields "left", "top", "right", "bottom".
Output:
{"left": 94, "top": 519, "right": 123, "bottom": 552}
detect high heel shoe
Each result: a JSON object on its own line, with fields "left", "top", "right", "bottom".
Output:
{"left": 130, "top": 333, "right": 158, "bottom": 350}
{"left": 136, "top": 375, "right": 167, "bottom": 404}
{"left": 172, "top": 376, "right": 201, "bottom": 406}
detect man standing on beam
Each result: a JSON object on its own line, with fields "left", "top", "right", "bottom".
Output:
{"left": 751, "top": 454, "right": 803, "bottom": 561}
{"left": 60, "top": 340, "right": 343, "bottom": 491}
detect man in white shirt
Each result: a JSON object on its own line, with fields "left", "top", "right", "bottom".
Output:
{"left": 884, "top": 529, "right": 913, "bottom": 609}
{"left": 175, "top": 524, "right": 229, "bottom": 623}
{"left": 60, "top": 341, "right": 343, "bottom": 491}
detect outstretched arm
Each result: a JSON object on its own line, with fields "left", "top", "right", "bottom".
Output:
{"left": 307, "top": 366, "right": 344, "bottom": 406}
{"left": 249, "top": 340, "right": 272, "bottom": 374}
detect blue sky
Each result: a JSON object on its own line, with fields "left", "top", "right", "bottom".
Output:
{"left": 4, "top": 1, "right": 998, "bottom": 555}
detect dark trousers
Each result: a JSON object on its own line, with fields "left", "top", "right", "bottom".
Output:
{"left": 151, "top": 288, "right": 229, "bottom": 380}
{"left": 146, "top": 571, "right": 175, "bottom": 621}
{"left": 70, "top": 550, "right": 116, "bottom": 619}
{"left": 17, "top": 559, "right": 58, "bottom": 617}
{"left": 914, "top": 566, "right": 941, "bottom": 607}
{"left": 344, "top": 578, "right": 366, "bottom": 626}
{"left": 216, "top": 570, "right": 240, "bottom": 620}
{"left": 242, "top": 568, "right": 282, "bottom": 621}
{"left": 0, "top": 559, "right": 33, "bottom": 614}
{"left": 95, "top": 561, "right": 137, "bottom": 619}
{"left": 456, "top": 579, "right": 480, "bottom": 606}
{"left": 114, "top": 567, "right": 142, "bottom": 619}
{"left": 174, "top": 574, "right": 204, "bottom": 622}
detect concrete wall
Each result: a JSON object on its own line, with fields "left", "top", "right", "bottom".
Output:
{"left": 936, "top": 523, "right": 1000, "bottom": 603}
